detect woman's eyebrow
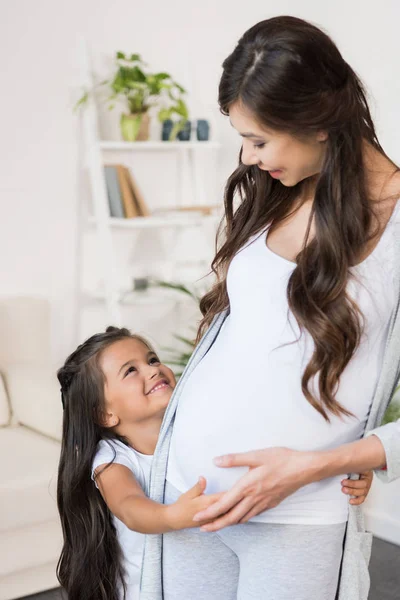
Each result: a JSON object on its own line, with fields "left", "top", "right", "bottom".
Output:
{"left": 229, "top": 119, "right": 265, "bottom": 139}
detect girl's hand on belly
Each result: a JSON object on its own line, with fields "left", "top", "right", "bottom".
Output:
{"left": 192, "top": 447, "right": 315, "bottom": 532}
{"left": 166, "top": 476, "right": 225, "bottom": 531}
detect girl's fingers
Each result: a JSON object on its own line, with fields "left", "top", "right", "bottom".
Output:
{"left": 342, "top": 486, "right": 368, "bottom": 497}
{"left": 341, "top": 479, "right": 369, "bottom": 489}
{"left": 193, "top": 485, "right": 245, "bottom": 521}
{"left": 200, "top": 496, "right": 255, "bottom": 532}
{"left": 349, "top": 496, "right": 366, "bottom": 506}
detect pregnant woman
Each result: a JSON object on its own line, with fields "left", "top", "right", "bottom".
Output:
{"left": 141, "top": 16, "right": 400, "bottom": 600}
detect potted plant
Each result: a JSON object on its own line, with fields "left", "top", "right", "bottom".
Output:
{"left": 76, "top": 51, "right": 189, "bottom": 142}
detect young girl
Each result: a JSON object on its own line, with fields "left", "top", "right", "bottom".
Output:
{"left": 56, "top": 325, "right": 373, "bottom": 600}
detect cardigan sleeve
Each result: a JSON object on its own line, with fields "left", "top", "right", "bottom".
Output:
{"left": 365, "top": 418, "right": 400, "bottom": 483}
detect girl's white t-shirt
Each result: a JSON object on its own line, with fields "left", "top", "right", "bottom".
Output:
{"left": 92, "top": 439, "right": 153, "bottom": 600}
{"left": 167, "top": 200, "right": 400, "bottom": 525}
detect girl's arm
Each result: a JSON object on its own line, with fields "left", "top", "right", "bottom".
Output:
{"left": 95, "top": 463, "right": 222, "bottom": 534}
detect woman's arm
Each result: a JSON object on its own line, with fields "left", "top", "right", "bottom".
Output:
{"left": 192, "top": 435, "right": 388, "bottom": 532}
{"left": 365, "top": 419, "right": 400, "bottom": 482}
{"left": 95, "top": 463, "right": 222, "bottom": 533}
{"left": 308, "top": 431, "right": 387, "bottom": 481}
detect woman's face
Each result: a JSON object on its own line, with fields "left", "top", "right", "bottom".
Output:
{"left": 100, "top": 337, "right": 176, "bottom": 429}
{"left": 229, "top": 103, "right": 327, "bottom": 187}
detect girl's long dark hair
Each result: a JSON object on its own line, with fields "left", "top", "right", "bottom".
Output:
{"left": 196, "top": 15, "right": 399, "bottom": 421}
{"left": 56, "top": 326, "right": 154, "bottom": 600}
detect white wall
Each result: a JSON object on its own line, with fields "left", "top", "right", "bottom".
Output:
{"left": 1, "top": 0, "right": 400, "bottom": 362}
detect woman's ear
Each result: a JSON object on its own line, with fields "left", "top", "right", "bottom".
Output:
{"left": 101, "top": 411, "right": 120, "bottom": 428}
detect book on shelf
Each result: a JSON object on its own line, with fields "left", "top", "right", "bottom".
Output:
{"left": 152, "top": 204, "right": 221, "bottom": 216}
{"left": 104, "top": 165, "right": 124, "bottom": 218}
{"left": 103, "top": 164, "right": 150, "bottom": 218}
{"left": 127, "top": 167, "right": 150, "bottom": 217}
{"left": 116, "top": 165, "right": 139, "bottom": 218}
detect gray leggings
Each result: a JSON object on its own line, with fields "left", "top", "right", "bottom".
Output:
{"left": 163, "top": 482, "right": 346, "bottom": 600}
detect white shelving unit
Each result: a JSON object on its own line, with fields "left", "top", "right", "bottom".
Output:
{"left": 78, "top": 42, "right": 222, "bottom": 331}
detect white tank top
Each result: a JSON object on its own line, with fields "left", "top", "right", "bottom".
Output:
{"left": 167, "top": 201, "right": 399, "bottom": 524}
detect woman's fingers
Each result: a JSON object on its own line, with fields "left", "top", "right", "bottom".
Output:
{"left": 199, "top": 497, "right": 255, "bottom": 532}
{"left": 239, "top": 499, "right": 270, "bottom": 523}
{"left": 213, "top": 450, "right": 262, "bottom": 468}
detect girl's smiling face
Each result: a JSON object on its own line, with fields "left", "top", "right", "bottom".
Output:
{"left": 99, "top": 337, "right": 176, "bottom": 429}
{"left": 229, "top": 102, "right": 327, "bottom": 187}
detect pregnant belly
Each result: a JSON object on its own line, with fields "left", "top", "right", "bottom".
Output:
{"left": 167, "top": 422, "right": 250, "bottom": 494}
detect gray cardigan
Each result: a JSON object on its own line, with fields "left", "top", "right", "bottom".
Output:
{"left": 140, "top": 227, "right": 400, "bottom": 600}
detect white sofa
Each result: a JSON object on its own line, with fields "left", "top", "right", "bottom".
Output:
{"left": 0, "top": 297, "right": 63, "bottom": 600}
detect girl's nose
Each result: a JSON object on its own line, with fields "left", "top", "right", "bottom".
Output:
{"left": 147, "top": 365, "right": 161, "bottom": 378}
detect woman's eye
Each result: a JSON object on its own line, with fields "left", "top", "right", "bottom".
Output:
{"left": 253, "top": 143, "right": 265, "bottom": 149}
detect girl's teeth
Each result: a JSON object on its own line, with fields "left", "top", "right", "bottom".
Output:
{"left": 150, "top": 383, "right": 167, "bottom": 393}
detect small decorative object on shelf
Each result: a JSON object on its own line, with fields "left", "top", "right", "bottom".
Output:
{"left": 75, "top": 51, "right": 188, "bottom": 142}
{"left": 159, "top": 98, "right": 190, "bottom": 141}
{"left": 177, "top": 120, "right": 191, "bottom": 141}
{"left": 196, "top": 119, "right": 210, "bottom": 141}
{"left": 161, "top": 119, "right": 173, "bottom": 141}
{"left": 133, "top": 277, "right": 149, "bottom": 291}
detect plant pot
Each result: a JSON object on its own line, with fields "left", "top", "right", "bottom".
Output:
{"left": 120, "top": 112, "right": 150, "bottom": 142}
{"left": 177, "top": 120, "right": 192, "bottom": 141}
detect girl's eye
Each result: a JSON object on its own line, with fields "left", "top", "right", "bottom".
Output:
{"left": 124, "top": 366, "right": 136, "bottom": 377}
{"left": 253, "top": 143, "right": 265, "bottom": 149}
{"left": 124, "top": 357, "right": 160, "bottom": 377}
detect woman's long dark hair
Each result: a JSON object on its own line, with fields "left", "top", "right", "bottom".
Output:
{"left": 196, "top": 15, "right": 399, "bottom": 422}
{"left": 56, "top": 326, "right": 155, "bottom": 600}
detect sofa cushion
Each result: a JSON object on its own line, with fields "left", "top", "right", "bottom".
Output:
{"left": 0, "top": 520, "right": 62, "bottom": 579}
{"left": 0, "top": 373, "right": 10, "bottom": 426}
{"left": 7, "top": 365, "right": 62, "bottom": 441}
{"left": 0, "top": 296, "right": 52, "bottom": 365}
{"left": 0, "top": 426, "right": 60, "bottom": 533}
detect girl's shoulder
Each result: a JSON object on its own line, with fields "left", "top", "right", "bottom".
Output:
{"left": 92, "top": 438, "right": 142, "bottom": 477}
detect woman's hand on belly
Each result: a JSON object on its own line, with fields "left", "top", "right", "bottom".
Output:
{"left": 192, "top": 447, "right": 315, "bottom": 532}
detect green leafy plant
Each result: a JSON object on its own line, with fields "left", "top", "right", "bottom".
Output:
{"left": 75, "top": 52, "right": 189, "bottom": 139}
{"left": 382, "top": 385, "right": 400, "bottom": 425}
